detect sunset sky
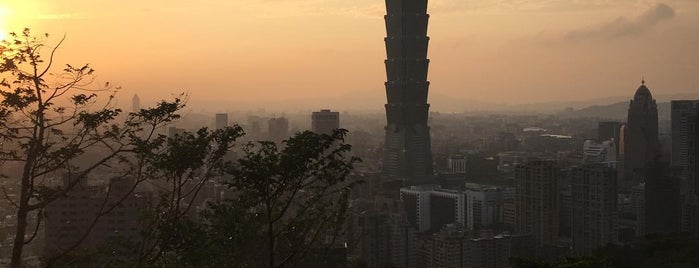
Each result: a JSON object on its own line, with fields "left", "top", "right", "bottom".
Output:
{"left": 1, "top": 0, "right": 698, "bottom": 111}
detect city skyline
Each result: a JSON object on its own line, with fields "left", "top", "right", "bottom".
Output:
{"left": 0, "top": 1, "right": 697, "bottom": 109}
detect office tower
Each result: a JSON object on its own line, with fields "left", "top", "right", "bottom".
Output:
{"left": 571, "top": 164, "right": 617, "bottom": 255}
{"left": 267, "top": 117, "right": 289, "bottom": 143}
{"left": 598, "top": 121, "right": 621, "bottom": 146}
{"left": 465, "top": 184, "right": 511, "bottom": 230}
{"left": 352, "top": 198, "right": 419, "bottom": 268}
{"left": 387, "top": 214, "right": 420, "bottom": 268}
{"left": 559, "top": 188, "right": 572, "bottom": 238}
{"left": 214, "top": 113, "right": 228, "bottom": 130}
{"left": 44, "top": 177, "right": 152, "bottom": 254}
{"left": 400, "top": 185, "right": 434, "bottom": 232}
{"left": 447, "top": 155, "right": 467, "bottom": 173}
{"left": 625, "top": 80, "right": 659, "bottom": 182}
{"left": 671, "top": 100, "right": 699, "bottom": 190}
{"left": 247, "top": 115, "right": 263, "bottom": 140}
{"left": 582, "top": 139, "right": 616, "bottom": 165}
{"left": 430, "top": 188, "right": 466, "bottom": 232}
{"left": 382, "top": 0, "right": 434, "bottom": 184}
{"left": 132, "top": 94, "right": 141, "bottom": 112}
{"left": 515, "top": 160, "right": 559, "bottom": 249}
{"left": 311, "top": 109, "right": 339, "bottom": 135}
{"left": 168, "top": 126, "right": 185, "bottom": 138}
{"left": 422, "top": 224, "right": 467, "bottom": 268}
{"left": 690, "top": 110, "right": 699, "bottom": 235}
{"left": 671, "top": 101, "right": 699, "bottom": 235}
{"left": 355, "top": 209, "right": 391, "bottom": 267}
{"left": 644, "top": 162, "right": 681, "bottom": 234}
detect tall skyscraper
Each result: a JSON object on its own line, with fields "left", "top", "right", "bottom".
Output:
{"left": 214, "top": 113, "right": 228, "bottom": 130}
{"left": 132, "top": 94, "right": 141, "bottom": 112}
{"left": 382, "top": 0, "right": 434, "bottom": 184}
{"left": 311, "top": 109, "right": 339, "bottom": 135}
{"left": 515, "top": 160, "right": 559, "bottom": 249}
{"left": 624, "top": 80, "right": 659, "bottom": 183}
{"left": 571, "top": 164, "right": 617, "bottom": 255}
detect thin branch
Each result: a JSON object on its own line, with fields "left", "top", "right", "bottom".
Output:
{"left": 2, "top": 187, "right": 19, "bottom": 209}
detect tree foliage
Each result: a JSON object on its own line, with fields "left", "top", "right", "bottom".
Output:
{"left": 0, "top": 29, "right": 244, "bottom": 268}
{"left": 151, "top": 129, "right": 360, "bottom": 267}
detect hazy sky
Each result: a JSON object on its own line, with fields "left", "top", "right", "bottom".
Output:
{"left": 1, "top": 0, "right": 698, "bottom": 110}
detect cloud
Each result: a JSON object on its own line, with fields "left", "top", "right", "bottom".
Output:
{"left": 565, "top": 3, "right": 675, "bottom": 42}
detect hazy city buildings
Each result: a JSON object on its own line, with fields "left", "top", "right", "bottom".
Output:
{"left": 311, "top": 109, "right": 339, "bottom": 135}
{"left": 570, "top": 164, "right": 617, "bottom": 255}
{"left": 214, "top": 113, "right": 228, "bottom": 130}
{"left": 382, "top": 0, "right": 434, "bottom": 184}
{"left": 515, "top": 160, "right": 559, "bottom": 249}
{"left": 267, "top": 117, "right": 289, "bottom": 143}
{"left": 624, "top": 80, "right": 659, "bottom": 183}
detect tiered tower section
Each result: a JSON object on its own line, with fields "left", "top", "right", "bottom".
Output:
{"left": 382, "top": 0, "right": 433, "bottom": 184}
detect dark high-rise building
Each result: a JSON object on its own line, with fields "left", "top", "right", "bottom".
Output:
{"left": 515, "top": 160, "right": 559, "bottom": 249}
{"left": 671, "top": 101, "right": 699, "bottom": 235}
{"left": 624, "top": 80, "right": 659, "bottom": 183}
{"left": 671, "top": 100, "right": 699, "bottom": 191}
{"left": 571, "top": 164, "right": 617, "bottom": 255}
{"left": 311, "top": 109, "right": 339, "bottom": 135}
{"left": 45, "top": 177, "right": 152, "bottom": 255}
{"left": 382, "top": 0, "right": 434, "bottom": 184}
{"left": 598, "top": 121, "right": 621, "bottom": 153}
{"left": 644, "top": 162, "right": 681, "bottom": 234}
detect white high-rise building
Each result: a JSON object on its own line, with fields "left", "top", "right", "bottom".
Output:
{"left": 583, "top": 139, "right": 616, "bottom": 166}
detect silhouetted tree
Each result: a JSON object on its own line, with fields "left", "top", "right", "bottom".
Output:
{"left": 149, "top": 129, "right": 360, "bottom": 267}
{"left": 0, "top": 29, "right": 243, "bottom": 267}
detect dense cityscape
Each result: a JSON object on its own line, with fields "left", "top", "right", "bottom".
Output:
{"left": 0, "top": 0, "right": 698, "bottom": 267}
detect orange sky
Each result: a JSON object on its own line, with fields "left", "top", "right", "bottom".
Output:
{"left": 1, "top": 0, "right": 698, "bottom": 111}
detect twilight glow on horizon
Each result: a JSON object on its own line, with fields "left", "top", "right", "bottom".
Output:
{"left": 0, "top": 0, "right": 698, "bottom": 110}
